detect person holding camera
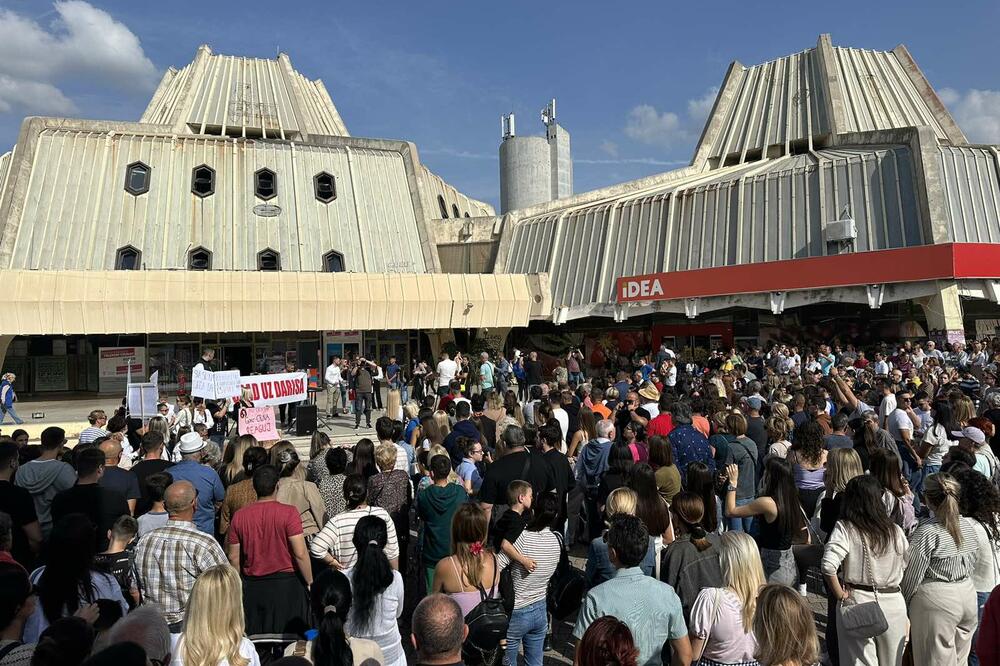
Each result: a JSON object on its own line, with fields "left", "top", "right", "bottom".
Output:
{"left": 352, "top": 357, "right": 376, "bottom": 430}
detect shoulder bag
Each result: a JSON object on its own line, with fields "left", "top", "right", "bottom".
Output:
{"left": 463, "top": 554, "right": 509, "bottom": 665}
{"left": 838, "top": 534, "right": 889, "bottom": 638}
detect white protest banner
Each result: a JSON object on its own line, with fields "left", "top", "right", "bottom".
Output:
{"left": 127, "top": 382, "right": 159, "bottom": 419}
{"left": 239, "top": 372, "right": 308, "bottom": 406}
{"left": 190, "top": 366, "right": 215, "bottom": 399}
{"left": 213, "top": 370, "right": 242, "bottom": 399}
{"left": 238, "top": 406, "right": 279, "bottom": 440}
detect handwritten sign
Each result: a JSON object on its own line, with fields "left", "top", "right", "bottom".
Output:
{"left": 238, "top": 407, "right": 279, "bottom": 440}
{"left": 239, "top": 372, "right": 308, "bottom": 407}
{"left": 192, "top": 368, "right": 243, "bottom": 400}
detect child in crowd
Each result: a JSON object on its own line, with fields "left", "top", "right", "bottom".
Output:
{"left": 137, "top": 472, "right": 172, "bottom": 537}
{"left": 94, "top": 515, "right": 140, "bottom": 608}
{"left": 495, "top": 480, "right": 536, "bottom": 572}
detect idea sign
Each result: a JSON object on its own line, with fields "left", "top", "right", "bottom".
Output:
{"left": 618, "top": 277, "right": 666, "bottom": 302}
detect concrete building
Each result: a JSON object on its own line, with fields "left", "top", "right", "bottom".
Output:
{"left": 459, "top": 34, "right": 1000, "bottom": 350}
{"left": 499, "top": 99, "right": 573, "bottom": 213}
{"left": 0, "top": 46, "right": 549, "bottom": 393}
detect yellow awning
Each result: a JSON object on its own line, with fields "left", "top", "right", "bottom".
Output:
{"left": 1, "top": 270, "right": 550, "bottom": 335}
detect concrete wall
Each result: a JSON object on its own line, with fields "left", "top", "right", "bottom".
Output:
{"left": 500, "top": 135, "right": 551, "bottom": 213}
{"left": 548, "top": 123, "right": 573, "bottom": 200}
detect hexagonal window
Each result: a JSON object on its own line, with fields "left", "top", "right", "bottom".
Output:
{"left": 257, "top": 248, "right": 280, "bottom": 271}
{"left": 124, "top": 161, "right": 151, "bottom": 196}
{"left": 255, "top": 168, "right": 277, "bottom": 200}
{"left": 323, "top": 250, "right": 345, "bottom": 273}
{"left": 188, "top": 246, "right": 212, "bottom": 270}
{"left": 191, "top": 165, "right": 216, "bottom": 197}
{"left": 115, "top": 245, "right": 141, "bottom": 270}
{"left": 437, "top": 195, "right": 449, "bottom": 218}
{"left": 314, "top": 172, "right": 337, "bottom": 203}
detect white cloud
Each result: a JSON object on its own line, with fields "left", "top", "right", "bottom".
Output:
{"left": 0, "top": 75, "right": 76, "bottom": 114}
{"left": 939, "top": 87, "right": 1000, "bottom": 144}
{"left": 624, "top": 87, "right": 719, "bottom": 149}
{"left": 0, "top": 1, "right": 157, "bottom": 115}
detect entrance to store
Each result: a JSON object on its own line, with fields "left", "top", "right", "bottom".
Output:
{"left": 219, "top": 345, "right": 253, "bottom": 375}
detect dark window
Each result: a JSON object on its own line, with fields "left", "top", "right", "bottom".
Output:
{"left": 257, "top": 248, "right": 280, "bottom": 271}
{"left": 255, "top": 168, "right": 277, "bottom": 200}
{"left": 115, "top": 245, "right": 141, "bottom": 270}
{"left": 464, "top": 212, "right": 471, "bottom": 218}
{"left": 191, "top": 165, "right": 216, "bottom": 197}
{"left": 451, "top": 203, "right": 460, "bottom": 218}
{"left": 323, "top": 250, "right": 345, "bottom": 272}
{"left": 437, "top": 195, "right": 449, "bottom": 218}
{"left": 314, "top": 172, "right": 337, "bottom": 203}
{"left": 188, "top": 247, "right": 212, "bottom": 270}
{"left": 124, "top": 162, "right": 150, "bottom": 195}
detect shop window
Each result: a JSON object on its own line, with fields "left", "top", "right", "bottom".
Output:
{"left": 254, "top": 168, "right": 277, "bottom": 200}
{"left": 452, "top": 203, "right": 460, "bottom": 218}
{"left": 257, "top": 248, "right": 280, "bottom": 271}
{"left": 188, "top": 246, "right": 212, "bottom": 270}
{"left": 191, "top": 165, "right": 215, "bottom": 197}
{"left": 314, "top": 172, "right": 337, "bottom": 203}
{"left": 115, "top": 245, "right": 141, "bottom": 270}
{"left": 323, "top": 250, "right": 345, "bottom": 272}
{"left": 124, "top": 161, "right": 151, "bottom": 195}
{"left": 437, "top": 194, "right": 449, "bottom": 218}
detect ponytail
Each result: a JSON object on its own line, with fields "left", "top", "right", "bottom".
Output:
{"left": 689, "top": 524, "right": 711, "bottom": 552}
{"left": 925, "top": 473, "right": 964, "bottom": 547}
{"left": 671, "top": 492, "right": 712, "bottom": 551}
{"left": 313, "top": 606, "right": 353, "bottom": 666}
{"left": 350, "top": 516, "right": 393, "bottom": 634}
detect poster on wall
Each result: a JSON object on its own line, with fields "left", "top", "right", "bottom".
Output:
{"left": 33, "top": 357, "right": 69, "bottom": 392}
{"left": 98, "top": 347, "right": 146, "bottom": 394}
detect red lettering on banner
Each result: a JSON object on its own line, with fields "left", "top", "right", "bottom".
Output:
{"left": 262, "top": 382, "right": 274, "bottom": 399}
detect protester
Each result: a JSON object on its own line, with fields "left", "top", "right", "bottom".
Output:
{"left": 14, "top": 427, "right": 75, "bottom": 538}
{"left": 574, "top": 617, "right": 639, "bottom": 666}
{"left": 0, "top": 442, "right": 40, "bottom": 569}
{"left": 171, "top": 565, "right": 261, "bottom": 666}
{"left": 165, "top": 433, "right": 225, "bottom": 535}
{"left": 344, "top": 516, "right": 405, "bottom": 666}
{"left": 417, "top": 454, "right": 467, "bottom": 590}
{"left": 51, "top": 448, "right": 129, "bottom": 552}
{"left": 661, "top": 492, "right": 724, "bottom": 619}
{"left": 0, "top": 561, "right": 36, "bottom": 665}
{"left": 410, "top": 594, "right": 467, "bottom": 666}
{"left": 586, "top": 488, "right": 655, "bottom": 588}
{"left": 752, "top": 584, "right": 819, "bottom": 666}
{"left": 311, "top": 475, "right": 400, "bottom": 570}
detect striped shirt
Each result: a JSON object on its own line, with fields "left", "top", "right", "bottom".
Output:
{"left": 901, "top": 516, "right": 981, "bottom": 602}
{"left": 496, "top": 527, "right": 561, "bottom": 609}
{"left": 78, "top": 426, "right": 109, "bottom": 446}
{"left": 134, "top": 520, "right": 228, "bottom": 625}
{"left": 310, "top": 506, "right": 399, "bottom": 570}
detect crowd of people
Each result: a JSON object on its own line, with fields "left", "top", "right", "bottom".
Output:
{"left": 4, "top": 337, "right": 1000, "bottom": 665}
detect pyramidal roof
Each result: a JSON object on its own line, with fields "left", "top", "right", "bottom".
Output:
{"left": 141, "top": 45, "right": 348, "bottom": 139}
{"left": 692, "top": 34, "right": 967, "bottom": 169}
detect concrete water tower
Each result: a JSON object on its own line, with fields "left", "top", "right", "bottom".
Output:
{"left": 499, "top": 99, "right": 573, "bottom": 213}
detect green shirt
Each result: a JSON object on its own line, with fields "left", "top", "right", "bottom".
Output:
{"left": 573, "top": 567, "right": 687, "bottom": 666}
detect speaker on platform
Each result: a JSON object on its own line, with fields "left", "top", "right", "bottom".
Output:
{"left": 296, "top": 404, "right": 317, "bottom": 436}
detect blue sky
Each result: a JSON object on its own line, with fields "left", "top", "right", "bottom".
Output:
{"left": 1, "top": 1, "right": 999, "bottom": 210}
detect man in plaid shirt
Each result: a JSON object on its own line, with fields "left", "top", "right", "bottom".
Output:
{"left": 135, "top": 480, "right": 227, "bottom": 631}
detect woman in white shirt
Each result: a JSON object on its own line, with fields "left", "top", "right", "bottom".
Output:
{"left": 821, "top": 475, "right": 908, "bottom": 666}
{"left": 689, "top": 531, "right": 763, "bottom": 665}
{"left": 344, "top": 515, "right": 405, "bottom": 666}
{"left": 916, "top": 400, "right": 953, "bottom": 479}
{"left": 310, "top": 475, "right": 400, "bottom": 571}
{"left": 958, "top": 468, "right": 1000, "bottom": 666}
{"left": 171, "top": 564, "right": 260, "bottom": 666}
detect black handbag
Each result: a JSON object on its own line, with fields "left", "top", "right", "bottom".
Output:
{"left": 838, "top": 536, "right": 889, "bottom": 638}
{"left": 546, "top": 531, "right": 585, "bottom": 620}
{"left": 463, "top": 554, "right": 509, "bottom": 665}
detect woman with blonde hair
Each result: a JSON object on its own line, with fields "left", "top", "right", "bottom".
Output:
{"left": 689, "top": 531, "right": 764, "bottom": 665}
{"left": 952, "top": 394, "right": 976, "bottom": 430}
{"left": 765, "top": 416, "right": 791, "bottom": 459}
{"left": 220, "top": 434, "right": 257, "bottom": 487}
{"left": 752, "top": 584, "right": 819, "bottom": 666}
{"left": 433, "top": 410, "right": 452, "bottom": 441}
{"left": 385, "top": 387, "right": 402, "bottom": 422}
{"left": 172, "top": 564, "right": 260, "bottom": 666}
{"left": 417, "top": 445, "right": 460, "bottom": 495}
{"left": 817, "top": 448, "right": 864, "bottom": 535}
{"left": 902, "top": 473, "right": 981, "bottom": 664}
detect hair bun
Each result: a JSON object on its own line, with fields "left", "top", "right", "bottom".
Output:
{"left": 690, "top": 525, "right": 707, "bottom": 539}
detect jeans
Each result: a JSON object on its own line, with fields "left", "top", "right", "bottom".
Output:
{"left": 970, "top": 590, "right": 991, "bottom": 666}
{"left": 354, "top": 392, "right": 372, "bottom": 427}
{"left": 568, "top": 371, "right": 584, "bottom": 385}
{"left": 919, "top": 463, "right": 940, "bottom": 512}
{"left": 896, "top": 442, "right": 923, "bottom": 512}
{"left": 0, "top": 405, "right": 23, "bottom": 425}
{"left": 505, "top": 599, "right": 547, "bottom": 666}
{"left": 728, "top": 497, "right": 754, "bottom": 533}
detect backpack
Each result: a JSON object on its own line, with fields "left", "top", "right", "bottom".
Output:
{"left": 546, "top": 531, "right": 585, "bottom": 620}
{"left": 463, "top": 554, "right": 509, "bottom": 665}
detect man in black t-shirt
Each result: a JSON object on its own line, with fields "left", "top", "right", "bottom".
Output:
{"left": 130, "top": 432, "right": 172, "bottom": 516}
{"left": 0, "top": 442, "right": 41, "bottom": 568}
{"left": 524, "top": 351, "right": 544, "bottom": 389}
{"left": 51, "top": 448, "right": 129, "bottom": 551}
{"left": 478, "top": 425, "right": 555, "bottom": 527}
{"left": 614, "top": 390, "right": 650, "bottom": 443}
{"left": 538, "top": 421, "right": 574, "bottom": 534}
